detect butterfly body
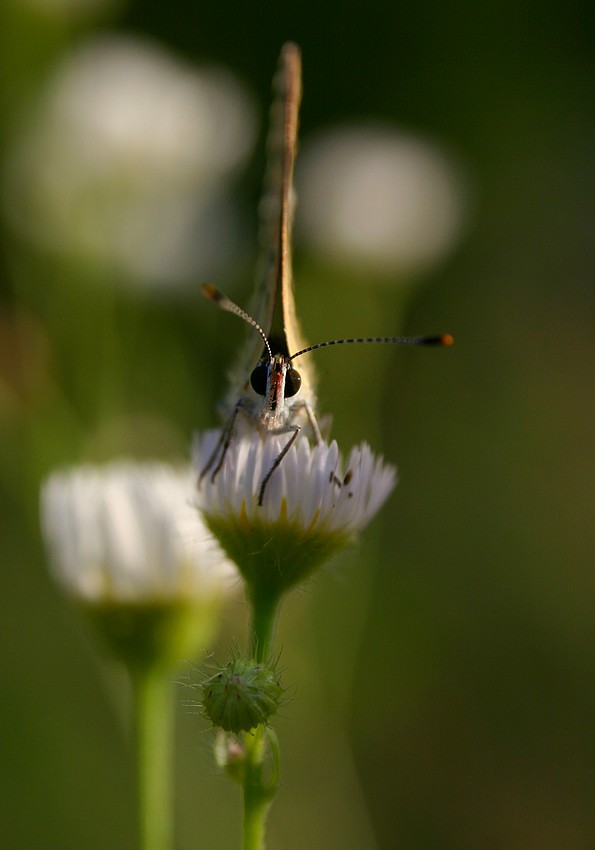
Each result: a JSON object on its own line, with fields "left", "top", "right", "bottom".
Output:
{"left": 201, "top": 44, "right": 452, "bottom": 504}
{"left": 200, "top": 43, "right": 320, "bottom": 500}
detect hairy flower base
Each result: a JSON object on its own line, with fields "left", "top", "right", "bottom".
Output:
{"left": 204, "top": 511, "right": 351, "bottom": 597}
{"left": 194, "top": 430, "right": 396, "bottom": 596}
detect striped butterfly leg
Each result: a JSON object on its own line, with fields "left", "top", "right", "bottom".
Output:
{"left": 257, "top": 424, "right": 301, "bottom": 506}
{"left": 199, "top": 403, "right": 244, "bottom": 485}
{"left": 256, "top": 398, "right": 325, "bottom": 505}
{"left": 300, "top": 400, "right": 350, "bottom": 490}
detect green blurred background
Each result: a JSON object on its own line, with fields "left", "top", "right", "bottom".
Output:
{"left": 1, "top": 1, "right": 593, "bottom": 848}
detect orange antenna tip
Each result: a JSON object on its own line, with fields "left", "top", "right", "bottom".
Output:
{"left": 201, "top": 283, "right": 222, "bottom": 302}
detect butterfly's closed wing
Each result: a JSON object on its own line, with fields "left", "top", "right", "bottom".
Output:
{"left": 224, "top": 43, "right": 316, "bottom": 416}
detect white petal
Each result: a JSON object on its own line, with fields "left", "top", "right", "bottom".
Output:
{"left": 193, "top": 429, "right": 396, "bottom": 541}
{"left": 40, "top": 460, "right": 236, "bottom": 602}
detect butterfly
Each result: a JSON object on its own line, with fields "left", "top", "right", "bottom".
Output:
{"left": 201, "top": 43, "right": 452, "bottom": 505}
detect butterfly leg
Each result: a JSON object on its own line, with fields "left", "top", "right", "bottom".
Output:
{"left": 199, "top": 404, "right": 243, "bottom": 486}
{"left": 302, "top": 399, "right": 323, "bottom": 443}
{"left": 300, "top": 401, "right": 347, "bottom": 487}
{"left": 329, "top": 467, "right": 353, "bottom": 489}
{"left": 258, "top": 424, "right": 301, "bottom": 506}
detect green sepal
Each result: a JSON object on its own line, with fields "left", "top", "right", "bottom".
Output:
{"left": 82, "top": 597, "right": 220, "bottom": 674}
{"left": 203, "top": 509, "right": 351, "bottom": 599}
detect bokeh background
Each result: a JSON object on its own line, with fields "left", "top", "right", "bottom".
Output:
{"left": 1, "top": 1, "right": 593, "bottom": 848}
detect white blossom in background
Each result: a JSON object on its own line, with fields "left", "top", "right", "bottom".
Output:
{"left": 296, "top": 125, "right": 469, "bottom": 277}
{"left": 40, "top": 461, "right": 237, "bottom": 602}
{"left": 2, "top": 36, "right": 256, "bottom": 290}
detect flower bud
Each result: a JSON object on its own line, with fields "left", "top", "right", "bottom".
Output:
{"left": 202, "top": 657, "right": 283, "bottom": 733}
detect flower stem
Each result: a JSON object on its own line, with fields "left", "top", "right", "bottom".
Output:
{"left": 242, "top": 588, "right": 283, "bottom": 849}
{"left": 242, "top": 725, "right": 268, "bottom": 850}
{"left": 249, "top": 586, "right": 282, "bottom": 663}
{"left": 242, "top": 726, "right": 280, "bottom": 850}
{"left": 131, "top": 666, "right": 174, "bottom": 850}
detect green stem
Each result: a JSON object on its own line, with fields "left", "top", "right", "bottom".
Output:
{"left": 242, "top": 588, "right": 284, "bottom": 849}
{"left": 249, "top": 586, "right": 282, "bottom": 663}
{"left": 242, "top": 727, "right": 280, "bottom": 850}
{"left": 131, "top": 666, "right": 174, "bottom": 850}
{"left": 242, "top": 726, "right": 268, "bottom": 850}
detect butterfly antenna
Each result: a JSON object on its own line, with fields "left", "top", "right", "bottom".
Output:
{"left": 202, "top": 284, "right": 273, "bottom": 361}
{"left": 289, "top": 333, "right": 454, "bottom": 361}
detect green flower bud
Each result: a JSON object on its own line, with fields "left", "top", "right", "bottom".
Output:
{"left": 202, "top": 657, "right": 283, "bottom": 733}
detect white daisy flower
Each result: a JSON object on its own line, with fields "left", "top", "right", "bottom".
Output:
{"left": 4, "top": 36, "right": 256, "bottom": 290}
{"left": 41, "top": 461, "right": 235, "bottom": 601}
{"left": 40, "top": 461, "right": 237, "bottom": 666}
{"left": 296, "top": 125, "right": 468, "bottom": 278}
{"left": 193, "top": 430, "right": 396, "bottom": 596}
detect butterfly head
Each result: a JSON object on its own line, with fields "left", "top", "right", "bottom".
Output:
{"left": 250, "top": 353, "right": 302, "bottom": 414}
{"left": 201, "top": 282, "right": 453, "bottom": 421}
{"left": 202, "top": 284, "right": 306, "bottom": 422}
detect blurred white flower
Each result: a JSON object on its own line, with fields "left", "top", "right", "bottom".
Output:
{"left": 40, "top": 461, "right": 237, "bottom": 602}
{"left": 3, "top": 36, "right": 256, "bottom": 289}
{"left": 296, "top": 125, "right": 469, "bottom": 277}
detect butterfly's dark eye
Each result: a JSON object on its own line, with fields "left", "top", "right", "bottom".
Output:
{"left": 250, "top": 364, "right": 268, "bottom": 396}
{"left": 284, "top": 367, "right": 301, "bottom": 398}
